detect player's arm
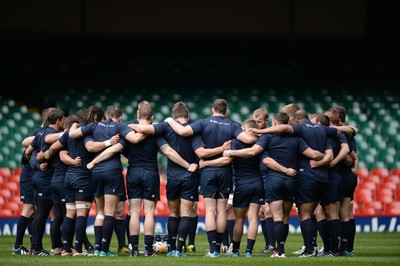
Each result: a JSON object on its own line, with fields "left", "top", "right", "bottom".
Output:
{"left": 262, "top": 157, "right": 297, "bottom": 176}
{"left": 86, "top": 143, "right": 124, "bottom": 170}
{"left": 302, "top": 147, "right": 325, "bottom": 161}
{"left": 335, "top": 125, "right": 359, "bottom": 138}
{"left": 22, "top": 136, "right": 35, "bottom": 148}
{"left": 59, "top": 150, "right": 82, "bottom": 167}
{"left": 85, "top": 134, "right": 120, "bottom": 153}
{"left": 349, "top": 150, "right": 359, "bottom": 174}
{"left": 310, "top": 149, "right": 333, "bottom": 168}
{"left": 165, "top": 118, "right": 194, "bottom": 137}
{"left": 43, "top": 140, "right": 64, "bottom": 160}
{"left": 199, "top": 157, "right": 233, "bottom": 168}
{"left": 68, "top": 122, "right": 84, "bottom": 139}
{"left": 223, "top": 144, "right": 264, "bottom": 158}
{"left": 36, "top": 151, "right": 45, "bottom": 163}
{"left": 236, "top": 131, "right": 258, "bottom": 144}
{"left": 195, "top": 140, "right": 231, "bottom": 159}
{"left": 128, "top": 124, "right": 155, "bottom": 135}
{"left": 250, "top": 124, "right": 294, "bottom": 135}
{"left": 124, "top": 131, "right": 147, "bottom": 144}
{"left": 329, "top": 142, "right": 350, "bottom": 168}
{"left": 159, "top": 144, "right": 198, "bottom": 172}
{"left": 45, "top": 131, "right": 64, "bottom": 144}
{"left": 24, "top": 144, "right": 35, "bottom": 162}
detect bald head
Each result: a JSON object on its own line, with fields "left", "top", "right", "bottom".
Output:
{"left": 293, "top": 109, "right": 309, "bottom": 124}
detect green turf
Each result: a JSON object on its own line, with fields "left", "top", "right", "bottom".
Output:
{"left": 1, "top": 232, "right": 400, "bottom": 266}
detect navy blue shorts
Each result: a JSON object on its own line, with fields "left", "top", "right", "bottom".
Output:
{"left": 64, "top": 172, "right": 93, "bottom": 203}
{"left": 32, "top": 172, "right": 52, "bottom": 202}
{"left": 92, "top": 169, "right": 124, "bottom": 198}
{"left": 295, "top": 175, "right": 324, "bottom": 205}
{"left": 199, "top": 169, "right": 232, "bottom": 199}
{"left": 51, "top": 181, "right": 65, "bottom": 205}
{"left": 342, "top": 172, "right": 358, "bottom": 200}
{"left": 233, "top": 179, "right": 264, "bottom": 208}
{"left": 265, "top": 175, "right": 296, "bottom": 203}
{"left": 166, "top": 178, "right": 199, "bottom": 202}
{"left": 127, "top": 167, "right": 160, "bottom": 201}
{"left": 19, "top": 180, "right": 34, "bottom": 204}
{"left": 320, "top": 173, "right": 343, "bottom": 205}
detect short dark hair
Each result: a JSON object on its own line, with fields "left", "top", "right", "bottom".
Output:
{"left": 64, "top": 115, "right": 80, "bottom": 129}
{"left": 107, "top": 106, "right": 123, "bottom": 119}
{"left": 46, "top": 108, "right": 64, "bottom": 125}
{"left": 212, "top": 98, "right": 228, "bottom": 114}
{"left": 316, "top": 113, "right": 330, "bottom": 126}
{"left": 138, "top": 102, "right": 153, "bottom": 120}
{"left": 273, "top": 112, "right": 289, "bottom": 124}
{"left": 293, "top": 109, "right": 309, "bottom": 121}
{"left": 241, "top": 119, "right": 257, "bottom": 129}
{"left": 86, "top": 106, "right": 105, "bottom": 123}
{"left": 172, "top": 101, "right": 189, "bottom": 119}
{"left": 331, "top": 106, "right": 346, "bottom": 125}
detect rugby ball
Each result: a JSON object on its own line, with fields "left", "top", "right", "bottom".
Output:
{"left": 153, "top": 241, "right": 169, "bottom": 253}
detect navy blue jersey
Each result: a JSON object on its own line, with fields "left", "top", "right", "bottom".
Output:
{"left": 258, "top": 134, "right": 309, "bottom": 178}
{"left": 190, "top": 115, "right": 242, "bottom": 170}
{"left": 154, "top": 121, "right": 199, "bottom": 181}
{"left": 231, "top": 138, "right": 263, "bottom": 185}
{"left": 328, "top": 133, "right": 348, "bottom": 174}
{"left": 80, "top": 118, "right": 132, "bottom": 172}
{"left": 41, "top": 127, "right": 60, "bottom": 174}
{"left": 20, "top": 125, "right": 44, "bottom": 182}
{"left": 59, "top": 129, "right": 94, "bottom": 175}
{"left": 291, "top": 120, "right": 337, "bottom": 182}
{"left": 336, "top": 135, "right": 357, "bottom": 176}
{"left": 29, "top": 132, "right": 44, "bottom": 172}
{"left": 125, "top": 134, "right": 164, "bottom": 171}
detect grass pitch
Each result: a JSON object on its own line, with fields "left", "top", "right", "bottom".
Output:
{"left": 1, "top": 232, "right": 399, "bottom": 266}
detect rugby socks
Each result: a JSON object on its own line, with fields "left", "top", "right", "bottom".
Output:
{"left": 284, "top": 223, "right": 289, "bottom": 242}
{"left": 266, "top": 217, "right": 275, "bottom": 248}
{"left": 83, "top": 231, "right": 92, "bottom": 250}
{"left": 32, "top": 199, "right": 53, "bottom": 251}
{"left": 94, "top": 226, "right": 103, "bottom": 251}
{"left": 339, "top": 221, "right": 350, "bottom": 253}
{"left": 129, "top": 235, "right": 139, "bottom": 252}
{"left": 300, "top": 218, "right": 315, "bottom": 254}
{"left": 188, "top": 216, "right": 198, "bottom": 246}
{"left": 245, "top": 239, "right": 255, "bottom": 254}
{"left": 222, "top": 228, "right": 229, "bottom": 246}
{"left": 144, "top": 235, "right": 154, "bottom": 253}
{"left": 226, "top": 219, "right": 235, "bottom": 244}
{"left": 317, "top": 219, "right": 330, "bottom": 252}
{"left": 206, "top": 230, "right": 217, "bottom": 253}
{"left": 28, "top": 217, "right": 33, "bottom": 245}
{"left": 167, "top": 216, "right": 180, "bottom": 251}
{"left": 347, "top": 218, "right": 356, "bottom": 252}
{"left": 311, "top": 215, "right": 318, "bottom": 249}
{"left": 328, "top": 219, "right": 341, "bottom": 254}
{"left": 50, "top": 203, "right": 64, "bottom": 249}
{"left": 75, "top": 216, "right": 88, "bottom": 253}
{"left": 216, "top": 232, "right": 224, "bottom": 253}
{"left": 177, "top": 216, "right": 191, "bottom": 253}
{"left": 273, "top": 221, "right": 286, "bottom": 255}
{"left": 14, "top": 215, "right": 30, "bottom": 248}
{"left": 232, "top": 240, "right": 240, "bottom": 253}
{"left": 101, "top": 215, "right": 115, "bottom": 253}
{"left": 114, "top": 219, "right": 127, "bottom": 249}
{"left": 260, "top": 219, "right": 269, "bottom": 246}
{"left": 62, "top": 217, "right": 75, "bottom": 252}
{"left": 125, "top": 214, "right": 131, "bottom": 241}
